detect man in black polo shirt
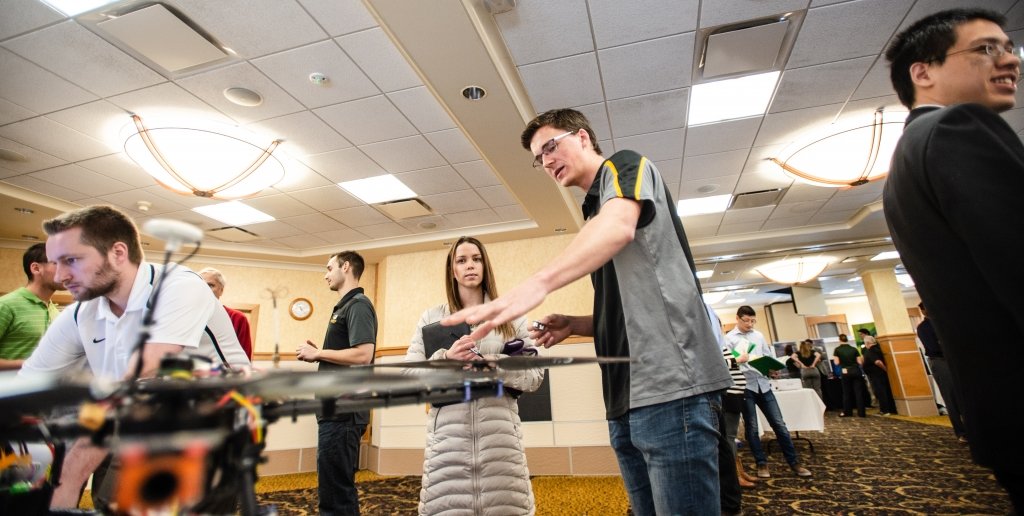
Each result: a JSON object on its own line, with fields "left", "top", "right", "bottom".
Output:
{"left": 297, "top": 251, "right": 377, "bottom": 516}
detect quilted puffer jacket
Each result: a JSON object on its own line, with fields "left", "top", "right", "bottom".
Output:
{"left": 405, "top": 304, "right": 544, "bottom": 515}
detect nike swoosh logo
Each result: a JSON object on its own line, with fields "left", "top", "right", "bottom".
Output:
{"left": 92, "top": 338, "right": 105, "bottom": 343}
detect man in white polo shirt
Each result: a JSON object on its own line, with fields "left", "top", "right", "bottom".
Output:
{"left": 21, "top": 204, "right": 249, "bottom": 508}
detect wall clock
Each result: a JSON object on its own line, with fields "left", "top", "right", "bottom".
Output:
{"left": 289, "top": 298, "right": 313, "bottom": 321}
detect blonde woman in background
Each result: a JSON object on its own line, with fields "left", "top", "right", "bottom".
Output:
{"left": 793, "top": 339, "right": 824, "bottom": 401}
{"left": 404, "top": 236, "right": 543, "bottom": 515}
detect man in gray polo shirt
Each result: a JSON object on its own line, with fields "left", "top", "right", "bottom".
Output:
{"left": 445, "top": 108, "right": 732, "bottom": 515}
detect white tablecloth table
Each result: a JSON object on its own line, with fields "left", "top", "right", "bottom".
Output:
{"left": 752, "top": 387, "right": 826, "bottom": 454}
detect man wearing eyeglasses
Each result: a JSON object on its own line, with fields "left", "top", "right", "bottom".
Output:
{"left": 883, "top": 8, "right": 1023, "bottom": 511}
{"left": 444, "top": 108, "right": 733, "bottom": 515}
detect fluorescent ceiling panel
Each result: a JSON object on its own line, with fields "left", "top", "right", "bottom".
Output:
{"left": 42, "top": 0, "right": 119, "bottom": 16}
{"left": 193, "top": 201, "right": 275, "bottom": 226}
{"left": 870, "top": 251, "right": 900, "bottom": 261}
{"left": 339, "top": 175, "right": 417, "bottom": 204}
{"left": 696, "top": 269, "right": 714, "bottom": 279}
{"left": 677, "top": 194, "right": 732, "bottom": 217}
{"left": 688, "top": 71, "right": 779, "bottom": 126}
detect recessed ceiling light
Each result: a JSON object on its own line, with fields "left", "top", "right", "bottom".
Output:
{"left": 870, "top": 251, "right": 900, "bottom": 261}
{"left": 847, "top": 276, "right": 861, "bottom": 282}
{"left": 697, "top": 184, "right": 719, "bottom": 194}
{"left": 338, "top": 175, "right": 417, "bottom": 204}
{"left": 41, "top": 0, "right": 119, "bottom": 16}
{"left": 677, "top": 194, "right": 732, "bottom": 217}
{"left": 223, "top": 87, "right": 263, "bottom": 107}
{"left": 462, "top": 86, "right": 486, "bottom": 100}
{"left": 554, "top": 227, "right": 567, "bottom": 232}
{"left": 725, "top": 298, "right": 747, "bottom": 304}
{"left": 696, "top": 270, "right": 714, "bottom": 279}
{"left": 688, "top": 71, "right": 780, "bottom": 126}
{"left": 0, "top": 149, "right": 28, "bottom": 162}
{"left": 14, "top": 207, "right": 34, "bottom": 215}
{"left": 828, "top": 288, "right": 854, "bottom": 295}
{"left": 418, "top": 221, "right": 437, "bottom": 230}
{"left": 895, "top": 273, "right": 915, "bottom": 287}
{"left": 193, "top": 201, "right": 274, "bottom": 226}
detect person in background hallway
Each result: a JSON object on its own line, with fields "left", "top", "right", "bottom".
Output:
{"left": 916, "top": 302, "right": 967, "bottom": 443}
{"left": 783, "top": 343, "right": 800, "bottom": 378}
{"left": 0, "top": 243, "right": 63, "bottom": 370}
{"left": 833, "top": 334, "right": 865, "bottom": 418}
{"left": 861, "top": 334, "right": 897, "bottom": 415}
{"left": 728, "top": 305, "right": 812, "bottom": 479}
{"left": 404, "top": 236, "right": 542, "bottom": 515}
{"left": 297, "top": 251, "right": 376, "bottom": 516}
{"left": 857, "top": 329, "right": 879, "bottom": 408}
{"left": 794, "top": 339, "right": 824, "bottom": 401}
{"left": 883, "top": 8, "right": 1022, "bottom": 509}
{"left": 20, "top": 205, "right": 249, "bottom": 508}
{"left": 444, "top": 108, "right": 733, "bottom": 515}
{"left": 199, "top": 267, "right": 253, "bottom": 360}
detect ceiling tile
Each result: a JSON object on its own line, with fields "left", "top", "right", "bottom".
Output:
{"left": 0, "top": 0, "right": 63, "bottom": 40}
{"left": 0, "top": 47, "right": 97, "bottom": 114}
{"left": 30, "top": 164, "right": 133, "bottom": 197}
{"left": 175, "top": 62, "right": 305, "bottom": 124}
{"left": 717, "top": 222, "right": 757, "bottom": 237}
{"left": 607, "top": 88, "right": 689, "bottom": 137}
{"left": 476, "top": 185, "right": 517, "bottom": 207}
{"left": 1008, "top": 1, "right": 1024, "bottom": 32}
{"left": 821, "top": 191, "right": 879, "bottom": 211}
{"left": 735, "top": 162, "right": 792, "bottom": 193}
{"left": 850, "top": 58, "right": 896, "bottom": 101}
{"left": 244, "top": 194, "right": 317, "bottom": 219}
{"left": 335, "top": 27, "right": 422, "bottom": 92}
{"left": 494, "top": 0, "right": 593, "bottom": 65}
{"left": 722, "top": 205, "right": 775, "bottom": 225}
{"left": 248, "top": 111, "right": 352, "bottom": 157}
{"left": 139, "top": 210, "right": 219, "bottom": 231}
{"left": 685, "top": 225, "right": 718, "bottom": 238}
{"left": 518, "top": 53, "right": 604, "bottom": 113}
{"left": 174, "top": 0, "right": 326, "bottom": 58}
{"left": 684, "top": 117, "right": 762, "bottom": 156}
{"left": 288, "top": 185, "right": 362, "bottom": 211}
{"left": 108, "top": 83, "right": 234, "bottom": 124}
{"left": 77, "top": 154, "right": 155, "bottom": 188}
{"left": 388, "top": 86, "right": 456, "bottom": 133}
{"left": 494, "top": 204, "right": 529, "bottom": 221}
{"left": 312, "top": 227, "right": 367, "bottom": 244}
{"left": 0, "top": 97, "right": 36, "bottom": 125}
{"left": 678, "top": 174, "right": 739, "bottom": 198}
{"left": 420, "top": 190, "right": 489, "bottom": 214}
{"left": 613, "top": 128, "right": 685, "bottom": 162}
{"left": 251, "top": 40, "right": 380, "bottom": 109}
{"left": 0, "top": 116, "right": 114, "bottom": 161}
{"left": 45, "top": 100, "right": 127, "bottom": 143}
{"left": 681, "top": 149, "right": 748, "bottom": 181}
{"left": 0, "top": 136, "right": 65, "bottom": 173}
{"left": 589, "top": 0, "right": 698, "bottom": 49}
{"left": 770, "top": 200, "right": 825, "bottom": 219}
{"left": 443, "top": 208, "right": 502, "bottom": 227}
{"left": 897, "top": 0, "right": 1015, "bottom": 33}
{"left": 770, "top": 57, "right": 874, "bottom": 113}
{"left": 272, "top": 161, "right": 334, "bottom": 192}
{"left": 4, "top": 174, "right": 90, "bottom": 201}
{"left": 779, "top": 183, "right": 835, "bottom": 204}
{"left": 808, "top": 208, "right": 859, "bottom": 224}
{"left": 841, "top": 95, "right": 903, "bottom": 117}
{"left": 396, "top": 165, "right": 470, "bottom": 196}
{"left": 680, "top": 212, "right": 724, "bottom": 228}
{"left": 788, "top": 0, "right": 912, "bottom": 68}
{"left": 423, "top": 128, "right": 481, "bottom": 164}
{"left": 324, "top": 205, "right": 391, "bottom": 227}
{"left": 698, "top": 0, "right": 808, "bottom": 28}
{"left": 280, "top": 212, "right": 347, "bottom": 233}
{"left": 754, "top": 104, "right": 842, "bottom": 146}
{"left": 395, "top": 215, "right": 451, "bottom": 233}
{"left": 275, "top": 233, "right": 331, "bottom": 248}
{"left": 3, "top": 20, "right": 164, "bottom": 97}
{"left": 598, "top": 32, "right": 695, "bottom": 100}
{"left": 356, "top": 222, "right": 410, "bottom": 239}
{"left": 97, "top": 189, "right": 189, "bottom": 216}
{"left": 297, "top": 0, "right": 378, "bottom": 37}
{"left": 238, "top": 220, "right": 303, "bottom": 239}
{"left": 761, "top": 215, "right": 812, "bottom": 230}
{"left": 300, "top": 147, "right": 383, "bottom": 183}
{"left": 573, "top": 102, "right": 612, "bottom": 141}
{"left": 654, "top": 158, "right": 682, "bottom": 185}
{"left": 314, "top": 95, "right": 417, "bottom": 145}
{"left": 141, "top": 185, "right": 220, "bottom": 209}
{"left": 360, "top": 135, "right": 446, "bottom": 173}
{"left": 453, "top": 160, "right": 501, "bottom": 188}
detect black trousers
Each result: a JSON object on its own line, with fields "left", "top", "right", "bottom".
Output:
{"left": 841, "top": 374, "right": 867, "bottom": 417}
{"left": 317, "top": 421, "right": 365, "bottom": 516}
{"left": 717, "top": 395, "right": 742, "bottom": 515}
{"left": 866, "top": 371, "right": 897, "bottom": 414}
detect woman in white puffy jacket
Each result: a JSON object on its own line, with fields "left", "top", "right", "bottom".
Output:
{"left": 404, "top": 236, "right": 543, "bottom": 515}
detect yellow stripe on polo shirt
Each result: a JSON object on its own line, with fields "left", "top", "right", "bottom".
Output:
{"left": 634, "top": 157, "right": 647, "bottom": 200}
{"left": 606, "top": 160, "right": 624, "bottom": 198}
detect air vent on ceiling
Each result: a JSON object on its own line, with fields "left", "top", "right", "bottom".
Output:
{"left": 376, "top": 198, "right": 432, "bottom": 220}
{"left": 96, "top": 4, "right": 228, "bottom": 73}
{"left": 694, "top": 11, "right": 805, "bottom": 82}
{"left": 207, "top": 226, "right": 260, "bottom": 243}
{"left": 728, "top": 188, "right": 787, "bottom": 210}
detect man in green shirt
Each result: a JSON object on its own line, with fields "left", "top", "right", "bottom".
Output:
{"left": 0, "top": 243, "right": 63, "bottom": 370}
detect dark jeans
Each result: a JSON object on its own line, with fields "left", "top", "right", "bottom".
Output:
{"left": 718, "top": 394, "right": 741, "bottom": 515}
{"left": 742, "top": 389, "right": 800, "bottom": 467}
{"left": 866, "top": 371, "right": 897, "bottom": 414}
{"left": 841, "top": 374, "right": 867, "bottom": 417}
{"left": 317, "top": 421, "right": 365, "bottom": 516}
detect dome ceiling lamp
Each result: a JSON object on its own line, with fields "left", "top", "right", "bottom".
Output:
{"left": 753, "top": 256, "right": 833, "bottom": 285}
{"left": 123, "top": 114, "right": 285, "bottom": 200}
{"left": 770, "top": 108, "right": 907, "bottom": 188}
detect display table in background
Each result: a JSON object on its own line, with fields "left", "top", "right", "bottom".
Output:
{"left": 754, "top": 387, "right": 826, "bottom": 454}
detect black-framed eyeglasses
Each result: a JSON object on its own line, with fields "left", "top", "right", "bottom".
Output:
{"left": 945, "top": 42, "right": 1023, "bottom": 60}
{"left": 531, "top": 131, "right": 575, "bottom": 169}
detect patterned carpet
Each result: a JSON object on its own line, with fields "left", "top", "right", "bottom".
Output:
{"left": 254, "top": 411, "right": 1013, "bottom": 515}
